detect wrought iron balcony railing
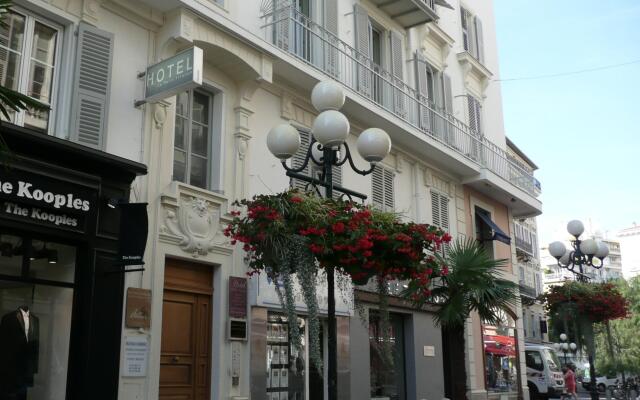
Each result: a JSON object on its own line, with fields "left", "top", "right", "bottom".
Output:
{"left": 261, "top": 6, "right": 539, "bottom": 197}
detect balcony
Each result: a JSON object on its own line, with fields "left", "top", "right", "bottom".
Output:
{"left": 367, "top": 0, "right": 443, "bottom": 28}
{"left": 519, "top": 281, "right": 537, "bottom": 300}
{"left": 262, "top": 7, "right": 540, "bottom": 211}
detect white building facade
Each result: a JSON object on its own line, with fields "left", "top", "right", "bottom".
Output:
{"left": 618, "top": 223, "right": 640, "bottom": 279}
{"left": 1, "top": 0, "right": 542, "bottom": 399}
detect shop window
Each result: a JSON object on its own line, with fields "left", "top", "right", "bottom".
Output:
{"left": 0, "top": 9, "right": 60, "bottom": 133}
{"left": 266, "top": 313, "right": 324, "bottom": 400}
{"left": 483, "top": 310, "right": 518, "bottom": 393}
{"left": 369, "top": 311, "right": 406, "bottom": 400}
{"left": 173, "top": 89, "right": 220, "bottom": 190}
{"left": 0, "top": 233, "right": 75, "bottom": 400}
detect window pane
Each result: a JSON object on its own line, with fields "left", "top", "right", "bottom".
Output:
{"left": 28, "top": 240, "right": 75, "bottom": 283}
{"left": 31, "top": 22, "right": 57, "bottom": 66}
{"left": 192, "top": 92, "right": 209, "bottom": 125}
{"left": 173, "top": 149, "right": 186, "bottom": 183}
{"left": 0, "top": 234, "right": 23, "bottom": 277}
{"left": 0, "top": 12, "right": 26, "bottom": 52}
{"left": 23, "top": 108, "right": 49, "bottom": 133}
{"left": 174, "top": 117, "right": 187, "bottom": 150}
{"left": 0, "top": 50, "right": 22, "bottom": 93}
{"left": 176, "top": 91, "right": 189, "bottom": 118}
{"left": 189, "top": 155, "right": 208, "bottom": 189}
{"left": 0, "top": 281, "right": 73, "bottom": 400}
{"left": 191, "top": 123, "right": 208, "bottom": 157}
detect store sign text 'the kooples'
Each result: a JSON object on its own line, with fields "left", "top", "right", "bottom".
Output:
{"left": 0, "top": 180, "right": 91, "bottom": 211}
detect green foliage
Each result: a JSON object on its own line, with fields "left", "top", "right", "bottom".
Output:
{"left": 406, "top": 239, "right": 518, "bottom": 329}
{"left": 594, "top": 277, "right": 640, "bottom": 375}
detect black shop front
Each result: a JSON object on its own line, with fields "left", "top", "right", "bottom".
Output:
{"left": 0, "top": 124, "right": 146, "bottom": 400}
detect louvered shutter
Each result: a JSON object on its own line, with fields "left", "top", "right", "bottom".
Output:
{"left": 71, "top": 24, "right": 114, "bottom": 150}
{"left": 383, "top": 168, "right": 394, "bottom": 211}
{"left": 431, "top": 190, "right": 450, "bottom": 254}
{"left": 291, "top": 128, "right": 311, "bottom": 191}
{"left": 465, "top": 10, "right": 477, "bottom": 58}
{"left": 354, "top": 4, "right": 372, "bottom": 97}
{"left": 371, "top": 166, "right": 384, "bottom": 210}
{"left": 414, "top": 51, "right": 430, "bottom": 131}
{"left": 443, "top": 73, "right": 453, "bottom": 145}
{"left": 274, "top": 0, "right": 291, "bottom": 52}
{"left": 430, "top": 191, "right": 441, "bottom": 227}
{"left": 474, "top": 16, "right": 484, "bottom": 64}
{"left": 331, "top": 163, "right": 342, "bottom": 200}
{"left": 460, "top": 7, "right": 469, "bottom": 52}
{"left": 390, "top": 31, "right": 406, "bottom": 117}
{"left": 324, "top": 0, "right": 339, "bottom": 77}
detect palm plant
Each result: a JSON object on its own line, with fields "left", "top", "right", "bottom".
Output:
{"left": 407, "top": 239, "right": 518, "bottom": 399}
{"left": 0, "top": 0, "right": 49, "bottom": 156}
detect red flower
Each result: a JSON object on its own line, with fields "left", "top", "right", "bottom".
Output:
{"left": 309, "top": 244, "right": 324, "bottom": 254}
{"left": 290, "top": 196, "right": 303, "bottom": 203}
{"left": 332, "top": 222, "right": 346, "bottom": 234}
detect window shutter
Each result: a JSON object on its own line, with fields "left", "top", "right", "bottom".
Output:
{"left": 474, "top": 16, "right": 484, "bottom": 64}
{"left": 324, "top": 0, "right": 339, "bottom": 77}
{"left": 467, "top": 95, "right": 482, "bottom": 135}
{"left": 71, "top": 24, "right": 114, "bottom": 150}
{"left": 443, "top": 74, "right": 453, "bottom": 114}
{"left": 354, "top": 4, "right": 372, "bottom": 97}
{"left": 390, "top": 31, "right": 406, "bottom": 117}
{"left": 430, "top": 190, "right": 441, "bottom": 227}
{"left": 331, "top": 163, "right": 342, "bottom": 200}
{"left": 430, "top": 190, "right": 449, "bottom": 231}
{"left": 383, "top": 168, "right": 394, "bottom": 211}
{"left": 466, "top": 10, "right": 477, "bottom": 58}
{"left": 460, "top": 7, "right": 469, "bottom": 51}
{"left": 414, "top": 51, "right": 430, "bottom": 131}
{"left": 291, "top": 128, "right": 311, "bottom": 191}
{"left": 371, "top": 166, "right": 384, "bottom": 209}
{"left": 274, "top": 0, "right": 291, "bottom": 51}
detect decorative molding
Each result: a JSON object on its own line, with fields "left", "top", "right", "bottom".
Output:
{"left": 457, "top": 52, "right": 493, "bottom": 94}
{"left": 422, "top": 22, "right": 454, "bottom": 69}
{"left": 152, "top": 101, "right": 170, "bottom": 129}
{"left": 81, "top": 0, "right": 102, "bottom": 25}
{"left": 102, "top": 0, "right": 163, "bottom": 31}
{"left": 281, "top": 91, "right": 294, "bottom": 120}
{"left": 159, "top": 183, "right": 233, "bottom": 257}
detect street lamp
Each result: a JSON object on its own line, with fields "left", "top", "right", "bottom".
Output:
{"left": 559, "top": 333, "right": 577, "bottom": 366}
{"left": 549, "top": 221, "right": 609, "bottom": 400}
{"left": 548, "top": 220, "right": 609, "bottom": 282}
{"left": 267, "top": 80, "right": 391, "bottom": 400}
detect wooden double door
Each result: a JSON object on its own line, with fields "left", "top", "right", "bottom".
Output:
{"left": 159, "top": 259, "right": 213, "bottom": 400}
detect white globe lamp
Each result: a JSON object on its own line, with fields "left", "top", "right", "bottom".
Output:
{"left": 267, "top": 124, "right": 300, "bottom": 160}
{"left": 595, "top": 242, "right": 609, "bottom": 259}
{"left": 567, "top": 220, "right": 585, "bottom": 238}
{"left": 562, "top": 343, "right": 569, "bottom": 351}
{"left": 570, "top": 343, "right": 577, "bottom": 351}
{"left": 560, "top": 333, "right": 568, "bottom": 341}
{"left": 356, "top": 128, "right": 391, "bottom": 164}
{"left": 312, "top": 110, "right": 350, "bottom": 149}
{"left": 311, "top": 81, "right": 345, "bottom": 112}
{"left": 549, "top": 241, "right": 567, "bottom": 259}
{"left": 559, "top": 249, "right": 571, "bottom": 265}
{"left": 580, "top": 239, "right": 598, "bottom": 256}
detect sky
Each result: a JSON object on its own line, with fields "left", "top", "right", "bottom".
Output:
{"left": 494, "top": 0, "right": 640, "bottom": 247}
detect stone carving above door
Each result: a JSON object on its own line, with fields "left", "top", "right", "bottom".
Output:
{"left": 159, "top": 182, "right": 232, "bottom": 257}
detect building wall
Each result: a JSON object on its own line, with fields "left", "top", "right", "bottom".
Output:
{"left": 618, "top": 224, "right": 640, "bottom": 279}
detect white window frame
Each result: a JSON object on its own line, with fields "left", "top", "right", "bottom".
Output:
{"left": 172, "top": 86, "right": 223, "bottom": 191}
{"left": 1, "top": 7, "right": 62, "bottom": 134}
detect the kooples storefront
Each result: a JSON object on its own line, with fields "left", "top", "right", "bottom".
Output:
{"left": 0, "top": 124, "right": 146, "bottom": 400}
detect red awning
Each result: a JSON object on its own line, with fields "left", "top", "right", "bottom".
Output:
{"left": 484, "top": 343, "right": 516, "bottom": 357}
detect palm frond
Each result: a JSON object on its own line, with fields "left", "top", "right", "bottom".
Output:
{"left": 430, "top": 238, "right": 518, "bottom": 329}
{"left": 0, "top": 86, "right": 50, "bottom": 120}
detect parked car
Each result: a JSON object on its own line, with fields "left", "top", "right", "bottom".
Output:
{"left": 581, "top": 374, "right": 620, "bottom": 392}
{"left": 525, "top": 344, "right": 565, "bottom": 399}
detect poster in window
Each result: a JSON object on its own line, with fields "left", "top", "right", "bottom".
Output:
{"left": 272, "top": 345, "right": 281, "bottom": 364}
{"left": 280, "top": 368, "right": 288, "bottom": 387}
{"left": 271, "top": 368, "right": 280, "bottom": 388}
{"left": 280, "top": 345, "right": 288, "bottom": 364}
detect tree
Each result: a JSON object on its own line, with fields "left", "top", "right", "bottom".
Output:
{"left": 594, "top": 277, "right": 640, "bottom": 376}
{"left": 0, "top": 0, "right": 49, "bottom": 156}
{"left": 405, "top": 239, "right": 518, "bottom": 399}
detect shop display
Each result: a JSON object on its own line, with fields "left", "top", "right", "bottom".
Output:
{"left": 266, "top": 316, "right": 306, "bottom": 400}
{"left": 0, "top": 306, "right": 40, "bottom": 400}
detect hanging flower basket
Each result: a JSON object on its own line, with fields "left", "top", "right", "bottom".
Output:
{"left": 225, "top": 190, "right": 450, "bottom": 287}
{"left": 224, "top": 190, "right": 451, "bottom": 371}
{"left": 540, "top": 281, "right": 628, "bottom": 324}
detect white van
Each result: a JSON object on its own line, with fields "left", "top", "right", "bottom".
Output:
{"left": 525, "top": 344, "right": 565, "bottom": 399}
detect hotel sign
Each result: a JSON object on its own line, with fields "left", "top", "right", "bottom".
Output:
{"left": 144, "top": 46, "right": 203, "bottom": 103}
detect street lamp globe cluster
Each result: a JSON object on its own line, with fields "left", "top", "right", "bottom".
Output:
{"left": 267, "top": 80, "right": 391, "bottom": 167}
{"left": 266, "top": 80, "right": 391, "bottom": 400}
{"left": 548, "top": 220, "right": 609, "bottom": 282}
{"left": 556, "top": 333, "right": 577, "bottom": 365}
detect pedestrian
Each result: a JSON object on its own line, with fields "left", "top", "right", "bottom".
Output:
{"left": 562, "top": 366, "right": 578, "bottom": 400}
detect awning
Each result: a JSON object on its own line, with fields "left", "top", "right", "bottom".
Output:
{"left": 476, "top": 211, "right": 511, "bottom": 245}
{"left": 485, "top": 343, "right": 516, "bottom": 357}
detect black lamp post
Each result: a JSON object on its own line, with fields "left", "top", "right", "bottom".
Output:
{"left": 266, "top": 80, "right": 392, "bottom": 400}
{"left": 548, "top": 220, "right": 610, "bottom": 400}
